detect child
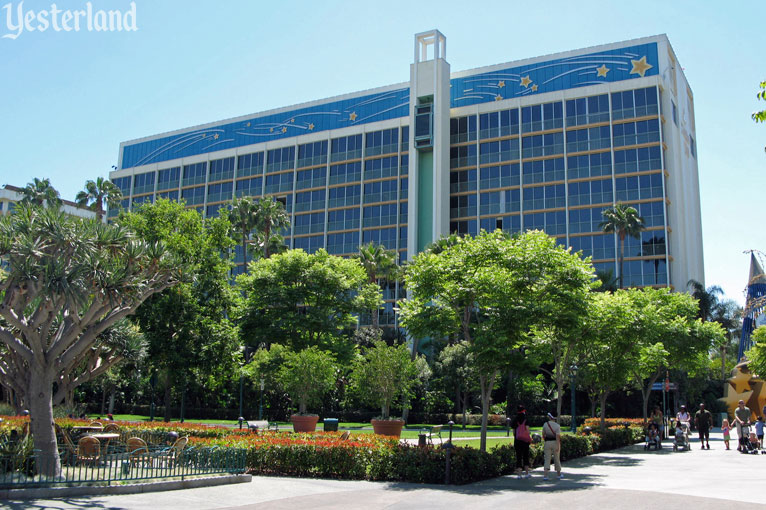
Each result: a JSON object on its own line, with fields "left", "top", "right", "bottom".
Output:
{"left": 722, "top": 418, "right": 731, "bottom": 450}
{"left": 755, "top": 416, "right": 764, "bottom": 448}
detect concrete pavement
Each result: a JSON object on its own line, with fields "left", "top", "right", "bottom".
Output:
{"left": 7, "top": 430, "right": 766, "bottom": 510}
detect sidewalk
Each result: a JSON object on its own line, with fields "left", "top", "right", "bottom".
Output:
{"left": 8, "top": 430, "right": 763, "bottom": 510}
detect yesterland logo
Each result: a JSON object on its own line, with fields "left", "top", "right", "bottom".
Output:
{"left": 2, "top": 1, "right": 137, "bottom": 40}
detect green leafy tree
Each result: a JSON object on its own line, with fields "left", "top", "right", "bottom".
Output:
{"left": 687, "top": 280, "right": 723, "bottom": 322}
{"left": 20, "top": 177, "right": 62, "bottom": 209}
{"left": 746, "top": 326, "right": 766, "bottom": 378}
{"left": 356, "top": 242, "right": 398, "bottom": 329}
{"left": 278, "top": 346, "right": 337, "bottom": 415}
{"left": 579, "top": 292, "right": 636, "bottom": 431}
{"left": 709, "top": 299, "right": 742, "bottom": 379}
{"left": 623, "top": 287, "right": 725, "bottom": 422}
{"left": 436, "top": 341, "right": 481, "bottom": 422}
{"left": 599, "top": 203, "right": 645, "bottom": 288}
{"left": 401, "top": 230, "right": 594, "bottom": 451}
{"left": 120, "top": 199, "right": 239, "bottom": 421}
{"left": 0, "top": 203, "right": 181, "bottom": 475}
{"left": 350, "top": 340, "right": 419, "bottom": 419}
{"left": 237, "top": 249, "right": 379, "bottom": 360}
{"left": 75, "top": 177, "right": 123, "bottom": 221}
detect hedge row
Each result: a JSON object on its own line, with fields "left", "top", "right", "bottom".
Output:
{"left": 237, "top": 425, "right": 644, "bottom": 484}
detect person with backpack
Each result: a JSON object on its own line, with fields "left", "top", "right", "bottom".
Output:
{"left": 542, "top": 412, "right": 562, "bottom": 481}
{"left": 510, "top": 404, "right": 532, "bottom": 479}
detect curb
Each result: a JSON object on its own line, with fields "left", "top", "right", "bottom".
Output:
{"left": 1, "top": 473, "right": 252, "bottom": 500}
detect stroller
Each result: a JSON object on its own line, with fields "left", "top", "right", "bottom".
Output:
{"left": 644, "top": 422, "right": 662, "bottom": 450}
{"left": 739, "top": 423, "right": 759, "bottom": 454}
{"left": 673, "top": 420, "right": 690, "bottom": 451}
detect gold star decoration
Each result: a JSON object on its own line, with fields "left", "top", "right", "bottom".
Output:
{"left": 281, "top": 127, "right": 287, "bottom": 133}
{"left": 202, "top": 133, "right": 206, "bottom": 138}
{"left": 729, "top": 368, "right": 752, "bottom": 394}
{"left": 630, "top": 56, "right": 653, "bottom": 77}
{"left": 494, "top": 94, "right": 502, "bottom": 101}
{"left": 290, "top": 118, "right": 295, "bottom": 123}
{"left": 520, "top": 75, "right": 532, "bottom": 88}
{"left": 349, "top": 112, "right": 357, "bottom": 121}
{"left": 498, "top": 80, "right": 505, "bottom": 88}
{"left": 245, "top": 122, "right": 251, "bottom": 127}
{"left": 270, "top": 127, "right": 274, "bottom": 133}
{"left": 213, "top": 134, "right": 219, "bottom": 140}
{"left": 531, "top": 84, "right": 538, "bottom": 92}
{"left": 596, "top": 64, "right": 610, "bottom": 78}
{"left": 308, "top": 123, "right": 315, "bottom": 130}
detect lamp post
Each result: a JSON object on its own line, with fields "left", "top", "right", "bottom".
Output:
{"left": 259, "top": 378, "right": 265, "bottom": 420}
{"left": 570, "top": 364, "right": 578, "bottom": 433}
{"left": 238, "top": 346, "right": 255, "bottom": 423}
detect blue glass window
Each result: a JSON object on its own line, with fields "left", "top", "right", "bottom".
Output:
{"left": 450, "top": 115, "right": 477, "bottom": 143}
{"left": 181, "top": 186, "right": 205, "bottom": 206}
{"left": 364, "top": 179, "right": 398, "bottom": 204}
{"left": 296, "top": 167, "right": 327, "bottom": 190}
{"left": 399, "top": 201, "right": 408, "bottom": 223}
{"left": 133, "top": 172, "right": 155, "bottom": 195}
{"left": 157, "top": 167, "right": 180, "bottom": 191}
{"left": 611, "top": 87, "right": 659, "bottom": 120}
{"left": 327, "top": 208, "right": 360, "bottom": 232}
{"left": 293, "top": 212, "right": 325, "bottom": 235}
{"left": 566, "top": 126, "right": 611, "bottom": 153}
{"left": 157, "top": 190, "right": 179, "bottom": 201}
{"left": 567, "top": 179, "right": 613, "bottom": 206}
{"left": 207, "top": 181, "right": 232, "bottom": 203}
{"left": 449, "top": 194, "right": 477, "bottom": 219}
{"left": 522, "top": 158, "right": 564, "bottom": 184}
{"left": 638, "top": 201, "right": 665, "bottom": 227}
{"left": 363, "top": 203, "right": 397, "bottom": 227}
{"left": 237, "top": 152, "right": 264, "bottom": 178}
{"left": 565, "top": 94, "right": 609, "bottom": 126}
{"left": 479, "top": 108, "right": 520, "bottom": 139}
{"left": 362, "top": 227, "right": 397, "bottom": 249}
{"left": 522, "top": 101, "right": 563, "bottom": 133}
{"left": 266, "top": 146, "right": 295, "bottom": 172}
{"left": 479, "top": 163, "right": 520, "bottom": 190}
{"left": 615, "top": 173, "right": 663, "bottom": 201}
{"left": 331, "top": 134, "right": 363, "bottom": 162}
{"left": 264, "top": 172, "right": 294, "bottom": 194}
{"left": 479, "top": 139, "right": 520, "bottom": 164}
{"left": 366, "top": 128, "right": 399, "bottom": 156}
{"left": 182, "top": 162, "right": 207, "bottom": 186}
{"left": 327, "top": 231, "right": 360, "bottom": 255}
{"left": 450, "top": 145, "right": 477, "bottom": 169}
{"left": 328, "top": 185, "right": 361, "bottom": 208}
{"left": 329, "top": 161, "right": 361, "bottom": 185}
{"left": 235, "top": 177, "right": 262, "bottom": 198}
{"left": 297, "top": 141, "right": 328, "bottom": 168}
{"left": 113, "top": 177, "right": 131, "bottom": 196}
{"left": 480, "top": 188, "right": 520, "bottom": 215}
{"left": 400, "top": 155, "right": 409, "bottom": 175}
{"left": 450, "top": 220, "right": 477, "bottom": 236}
{"left": 613, "top": 146, "right": 662, "bottom": 174}
{"left": 364, "top": 156, "right": 397, "bottom": 180}
{"left": 480, "top": 214, "right": 520, "bottom": 234}
{"left": 209, "top": 157, "right": 235, "bottom": 182}
{"left": 569, "top": 206, "right": 611, "bottom": 234}
{"left": 400, "top": 177, "right": 408, "bottom": 199}
{"left": 567, "top": 152, "right": 612, "bottom": 179}
{"left": 293, "top": 234, "right": 323, "bottom": 254}
{"left": 294, "top": 189, "right": 325, "bottom": 212}
{"left": 521, "top": 132, "right": 564, "bottom": 158}
{"left": 401, "top": 126, "right": 409, "bottom": 152}
{"left": 612, "top": 119, "right": 660, "bottom": 147}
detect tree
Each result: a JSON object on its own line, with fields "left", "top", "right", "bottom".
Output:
{"left": 253, "top": 197, "right": 290, "bottom": 259}
{"left": 599, "top": 203, "right": 645, "bottom": 288}
{"left": 687, "top": 280, "right": 723, "bottom": 322}
{"left": 226, "top": 197, "right": 258, "bottom": 275}
{"left": 350, "top": 340, "right": 419, "bottom": 419}
{"left": 401, "top": 230, "right": 594, "bottom": 451}
{"left": 75, "top": 177, "right": 123, "bottom": 222}
{"left": 579, "top": 292, "right": 636, "bottom": 431}
{"left": 120, "top": 199, "right": 239, "bottom": 422}
{"left": 20, "top": 177, "right": 62, "bottom": 209}
{"left": 709, "top": 299, "right": 742, "bottom": 379}
{"left": 753, "top": 81, "right": 766, "bottom": 152}
{"left": 745, "top": 326, "right": 766, "bottom": 378}
{"left": 594, "top": 268, "right": 619, "bottom": 292}
{"left": 278, "top": 346, "right": 337, "bottom": 415}
{"left": 436, "top": 341, "right": 480, "bottom": 424}
{"left": 356, "top": 242, "right": 398, "bottom": 329}
{"left": 0, "top": 203, "right": 181, "bottom": 475}
{"left": 237, "top": 249, "right": 379, "bottom": 360}
{"left": 623, "top": 287, "right": 725, "bottom": 422}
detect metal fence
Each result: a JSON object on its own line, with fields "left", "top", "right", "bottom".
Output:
{"left": 0, "top": 445, "right": 247, "bottom": 488}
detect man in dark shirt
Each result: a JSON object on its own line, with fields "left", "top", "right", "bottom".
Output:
{"left": 694, "top": 403, "right": 712, "bottom": 449}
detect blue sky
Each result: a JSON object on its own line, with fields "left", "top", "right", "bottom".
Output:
{"left": 0, "top": 0, "right": 763, "bottom": 304}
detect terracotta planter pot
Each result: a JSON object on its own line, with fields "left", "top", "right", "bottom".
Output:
{"left": 291, "top": 414, "right": 319, "bottom": 433}
{"left": 371, "top": 419, "right": 405, "bottom": 438}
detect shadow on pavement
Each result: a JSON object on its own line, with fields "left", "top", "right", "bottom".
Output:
{"left": 4, "top": 498, "right": 120, "bottom": 510}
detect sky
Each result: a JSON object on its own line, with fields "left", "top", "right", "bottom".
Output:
{"left": 0, "top": 0, "right": 763, "bottom": 305}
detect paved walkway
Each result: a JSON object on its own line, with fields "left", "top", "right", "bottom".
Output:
{"left": 8, "top": 431, "right": 766, "bottom": 510}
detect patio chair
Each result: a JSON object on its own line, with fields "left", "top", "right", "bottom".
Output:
{"left": 76, "top": 436, "right": 101, "bottom": 466}
{"left": 89, "top": 421, "right": 104, "bottom": 428}
{"left": 55, "top": 424, "right": 77, "bottom": 464}
{"left": 103, "top": 423, "right": 120, "bottom": 433}
{"left": 339, "top": 431, "right": 350, "bottom": 441}
{"left": 127, "top": 437, "right": 152, "bottom": 467}
{"left": 156, "top": 436, "right": 188, "bottom": 467}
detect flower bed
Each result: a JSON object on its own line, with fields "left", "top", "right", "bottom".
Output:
{"left": 1, "top": 415, "right": 644, "bottom": 485}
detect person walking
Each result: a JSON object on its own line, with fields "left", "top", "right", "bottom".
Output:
{"left": 734, "top": 400, "right": 751, "bottom": 452}
{"left": 542, "top": 412, "right": 562, "bottom": 481}
{"left": 650, "top": 406, "right": 664, "bottom": 439}
{"left": 510, "top": 405, "right": 532, "bottom": 479}
{"left": 694, "top": 403, "right": 712, "bottom": 449}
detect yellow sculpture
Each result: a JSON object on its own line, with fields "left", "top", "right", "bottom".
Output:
{"left": 720, "top": 361, "right": 766, "bottom": 421}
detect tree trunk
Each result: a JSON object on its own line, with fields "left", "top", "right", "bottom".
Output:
{"left": 506, "top": 370, "right": 514, "bottom": 417}
{"left": 28, "top": 373, "right": 61, "bottom": 477}
{"left": 556, "top": 376, "right": 564, "bottom": 419}
{"left": 100, "top": 386, "right": 107, "bottom": 415}
{"left": 264, "top": 224, "right": 271, "bottom": 259}
{"left": 478, "top": 370, "right": 497, "bottom": 452}
{"left": 108, "top": 390, "right": 116, "bottom": 415}
{"left": 618, "top": 233, "right": 626, "bottom": 288}
{"left": 721, "top": 344, "right": 727, "bottom": 380}
{"left": 163, "top": 378, "right": 173, "bottom": 422}
{"left": 589, "top": 394, "right": 597, "bottom": 418}
{"left": 599, "top": 391, "right": 609, "bottom": 432}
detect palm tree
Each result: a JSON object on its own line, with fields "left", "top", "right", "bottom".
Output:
{"left": 709, "top": 299, "right": 743, "bottom": 379}
{"left": 357, "top": 242, "right": 398, "bottom": 329}
{"left": 254, "top": 197, "right": 290, "bottom": 259}
{"left": 227, "top": 197, "right": 259, "bottom": 275}
{"left": 687, "top": 280, "right": 723, "bottom": 322}
{"left": 594, "top": 268, "right": 619, "bottom": 292}
{"left": 21, "top": 178, "right": 62, "bottom": 208}
{"left": 599, "top": 203, "right": 645, "bottom": 288}
{"left": 75, "top": 177, "right": 123, "bottom": 221}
